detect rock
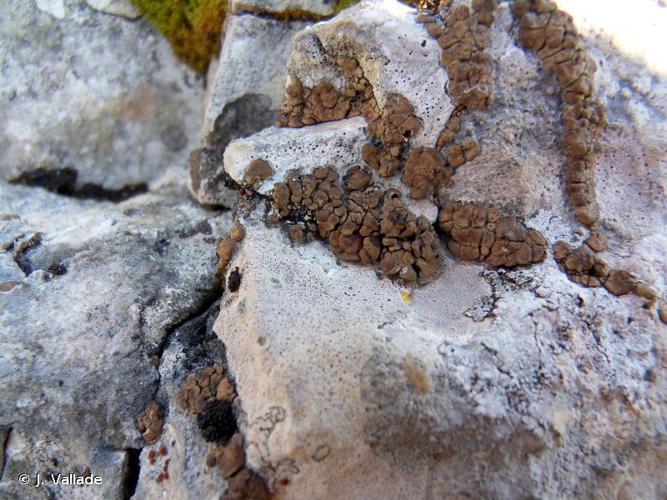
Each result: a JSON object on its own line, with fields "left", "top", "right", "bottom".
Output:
{"left": 224, "top": 117, "right": 439, "bottom": 221}
{"left": 230, "top": 0, "right": 336, "bottom": 17}
{"left": 85, "top": 0, "right": 140, "bottom": 19}
{"left": 36, "top": 0, "right": 66, "bottom": 19}
{"left": 131, "top": 302, "right": 232, "bottom": 499}
{"left": 224, "top": 118, "right": 368, "bottom": 194}
{"left": 193, "top": 13, "right": 311, "bottom": 206}
{"left": 202, "top": 15, "right": 311, "bottom": 139}
{"left": 208, "top": 0, "right": 666, "bottom": 498}
{"left": 285, "top": 0, "right": 451, "bottom": 147}
{"left": 0, "top": 175, "right": 231, "bottom": 499}
{"left": 0, "top": 0, "right": 204, "bottom": 192}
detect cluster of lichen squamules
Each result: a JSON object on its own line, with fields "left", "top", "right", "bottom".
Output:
{"left": 258, "top": 0, "right": 662, "bottom": 309}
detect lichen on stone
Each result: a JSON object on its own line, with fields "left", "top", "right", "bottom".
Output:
{"left": 553, "top": 241, "right": 658, "bottom": 301}
{"left": 438, "top": 201, "right": 547, "bottom": 267}
{"left": 267, "top": 165, "right": 443, "bottom": 284}
{"left": 243, "top": 159, "right": 274, "bottom": 188}
{"left": 510, "top": 0, "right": 606, "bottom": 228}
{"left": 402, "top": 147, "right": 452, "bottom": 199}
{"left": 136, "top": 400, "right": 164, "bottom": 444}
{"left": 419, "top": 0, "right": 497, "bottom": 110}
{"left": 361, "top": 93, "right": 422, "bottom": 178}
{"left": 131, "top": 0, "right": 227, "bottom": 73}
{"left": 277, "top": 57, "right": 379, "bottom": 127}
{"left": 177, "top": 365, "right": 236, "bottom": 415}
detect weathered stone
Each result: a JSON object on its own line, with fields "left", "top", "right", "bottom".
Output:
{"left": 0, "top": 175, "right": 231, "bottom": 499}
{"left": 284, "top": 0, "right": 451, "bottom": 147}
{"left": 0, "top": 0, "right": 203, "bottom": 191}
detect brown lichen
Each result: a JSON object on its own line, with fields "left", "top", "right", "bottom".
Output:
{"left": 419, "top": 1, "right": 497, "bottom": 110}
{"left": 268, "top": 166, "right": 443, "bottom": 284}
{"left": 243, "top": 159, "right": 274, "bottom": 188}
{"left": 511, "top": 0, "right": 606, "bottom": 227}
{"left": 230, "top": 221, "right": 246, "bottom": 242}
{"left": 216, "top": 237, "right": 236, "bottom": 274}
{"left": 206, "top": 433, "right": 245, "bottom": 479}
{"left": 177, "top": 365, "right": 236, "bottom": 415}
{"left": 438, "top": 201, "right": 547, "bottom": 267}
{"left": 436, "top": 111, "right": 462, "bottom": 149}
{"left": 224, "top": 467, "right": 272, "bottom": 500}
{"left": 362, "top": 93, "right": 423, "bottom": 178}
{"left": 553, "top": 241, "right": 657, "bottom": 300}
{"left": 137, "top": 401, "right": 163, "bottom": 444}
{"left": 277, "top": 57, "right": 379, "bottom": 128}
{"left": 402, "top": 147, "right": 452, "bottom": 199}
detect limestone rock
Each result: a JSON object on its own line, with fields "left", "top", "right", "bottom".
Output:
{"left": 202, "top": 15, "right": 311, "bottom": 139}
{"left": 85, "top": 0, "right": 139, "bottom": 18}
{"left": 224, "top": 117, "right": 438, "bottom": 221}
{"left": 209, "top": 0, "right": 667, "bottom": 498}
{"left": 285, "top": 0, "right": 451, "bottom": 147}
{"left": 0, "top": 0, "right": 204, "bottom": 192}
{"left": 0, "top": 176, "right": 231, "bottom": 499}
{"left": 231, "top": 0, "right": 336, "bottom": 17}
{"left": 193, "top": 13, "right": 311, "bottom": 206}
{"left": 131, "top": 302, "right": 232, "bottom": 499}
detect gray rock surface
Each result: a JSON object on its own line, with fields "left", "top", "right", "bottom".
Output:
{"left": 211, "top": 0, "right": 667, "bottom": 498}
{"left": 0, "top": 0, "right": 204, "bottom": 191}
{"left": 192, "top": 13, "right": 311, "bottom": 207}
{"left": 230, "top": 0, "right": 336, "bottom": 17}
{"left": 131, "top": 301, "right": 232, "bottom": 499}
{"left": 0, "top": 174, "right": 231, "bottom": 499}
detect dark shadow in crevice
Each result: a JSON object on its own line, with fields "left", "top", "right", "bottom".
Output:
{"left": 10, "top": 167, "right": 148, "bottom": 203}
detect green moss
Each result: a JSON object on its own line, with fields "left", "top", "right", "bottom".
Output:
{"left": 132, "top": 0, "right": 228, "bottom": 73}
{"left": 332, "top": 0, "right": 359, "bottom": 14}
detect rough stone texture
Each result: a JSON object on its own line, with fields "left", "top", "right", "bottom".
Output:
{"left": 231, "top": 0, "right": 336, "bottom": 17}
{"left": 285, "top": 0, "right": 452, "bottom": 147}
{"left": 131, "top": 302, "right": 235, "bottom": 499}
{"left": 1, "top": 0, "right": 666, "bottom": 498}
{"left": 0, "top": 174, "right": 231, "bottom": 499}
{"left": 0, "top": 0, "right": 204, "bottom": 191}
{"left": 210, "top": 0, "right": 667, "bottom": 498}
{"left": 192, "top": 13, "right": 311, "bottom": 206}
{"left": 202, "top": 14, "right": 310, "bottom": 139}
{"left": 85, "top": 0, "right": 139, "bottom": 18}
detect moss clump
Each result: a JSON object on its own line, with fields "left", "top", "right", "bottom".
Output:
{"left": 132, "top": 0, "right": 227, "bottom": 73}
{"left": 333, "top": 0, "right": 358, "bottom": 13}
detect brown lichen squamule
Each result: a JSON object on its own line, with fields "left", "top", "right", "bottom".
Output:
{"left": 268, "top": 165, "right": 443, "bottom": 284}
{"left": 177, "top": 365, "right": 236, "bottom": 415}
{"left": 137, "top": 401, "right": 164, "bottom": 444}
{"left": 362, "top": 93, "right": 423, "bottom": 178}
{"left": 417, "top": 1, "right": 495, "bottom": 170}
{"left": 277, "top": 57, "right": 379, "bottom": 128}
{"left": 243, "top": 159, "right": 274, "bottom": 188}
{"left": 419, "top": 0, "right": 497, "bottom": 110}
{"left": 553, "top": 241, "right": 658, "bottom": 301}
{"left": 511, "top": 0, "right": 606, "bottom": 227}
{"left": 438, "top": 201, "right": 547, "bottom": 267}
{"left": 177, "top": 366, "right": 271, "bottom": 499}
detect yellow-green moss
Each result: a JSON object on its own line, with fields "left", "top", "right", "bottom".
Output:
{"left": 333, "top": 0, "right": 358, "bottom": 13}
{"left": 132, "top": 0, "right": 227, "bottom": 73}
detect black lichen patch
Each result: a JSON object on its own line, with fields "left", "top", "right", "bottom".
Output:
{"left": 197, "top": 399, "right": 237, "bottom": 444}
{"left": 227, "top": 267, "right": 241, "bottom": 293}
